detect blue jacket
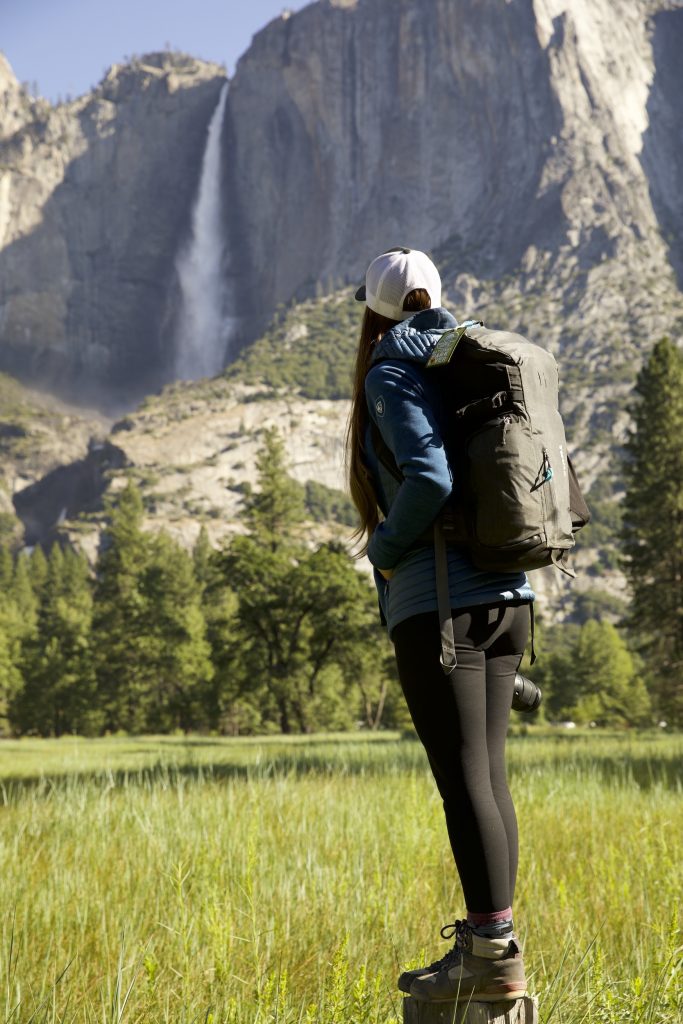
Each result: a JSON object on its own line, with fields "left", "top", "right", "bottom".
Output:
{"left": 364, "top": 307, "right": 534, "bottom": 635}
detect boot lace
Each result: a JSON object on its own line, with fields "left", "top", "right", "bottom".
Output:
{"left": 423, "top": 919, "right": 471, "bottom": 972}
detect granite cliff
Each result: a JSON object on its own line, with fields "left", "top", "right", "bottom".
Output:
{"left": 0, "top": 52, "right": 225, "bottom": 409}
{"left": 226, "top": 0, "right": 683, "bottom": 353}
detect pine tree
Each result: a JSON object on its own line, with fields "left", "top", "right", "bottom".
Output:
{"left": 622, "top": 338, "right": 683, "bottom": 725}
{"left": 28, "top": 545, "right": 48, "bottom": 593}
{"left": 13, "top": 544, "right": 97, "bottom": 736}
{"left": 137, "top": 532, "right": 213, "bottom": 732}
{"left": 93, "top": 482, "right": 214, "bottom": 733}
{"left": 92, "top": 481, "right": 153, "bottom": 731}
{"left": 243, "top": 428, "right": 305, "bottom": 547}
{"left": 12, "top": 553, "right": 38, "bottom": 628}
{"left": 0, "top": 546, "right": 13, "bottom": 592}
{"left": 196, "top": 534, "right": 241, "bottom": 731}
{"left": 527, "top": 620, "right": 581, "bottom": 721}
{"left": 192, "top": 525, "right": 213, "bottom": 591}
{"left": 0, "top": 548, "right": 24, "bottom": 735}
{"left": 0, "top": 551, "right": 38, "bottom": 733}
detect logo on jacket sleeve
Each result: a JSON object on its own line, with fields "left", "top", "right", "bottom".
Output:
{"left": 375, "top": 396, "right": 385, "bottom": 417}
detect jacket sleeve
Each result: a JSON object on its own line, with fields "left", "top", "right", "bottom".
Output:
{"left": 365, "top": 361, "right": 452, "bottom": 570}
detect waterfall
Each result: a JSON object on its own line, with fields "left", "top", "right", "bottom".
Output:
{"left": 174, "top": 81, "right": 232, "bottom": 380}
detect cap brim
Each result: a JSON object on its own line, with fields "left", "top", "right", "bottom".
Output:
{"left": 354, "top": 285, "right": 366, "bottom": 301}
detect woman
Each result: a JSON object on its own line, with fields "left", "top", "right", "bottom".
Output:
{"left": 347, "top": 247, "right": 534, "bottom": 1004}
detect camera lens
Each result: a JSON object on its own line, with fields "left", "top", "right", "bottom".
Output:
{"left": 512, "top": 672, "right": 542, "bottom": 713}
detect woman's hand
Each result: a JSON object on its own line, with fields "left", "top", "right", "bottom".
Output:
{"left": 378, "top": 568, "right": 394, "bottom": 581}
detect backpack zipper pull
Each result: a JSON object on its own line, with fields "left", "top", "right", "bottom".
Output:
{"left": 542, "top": 448, "right": 554, "bottom": 482}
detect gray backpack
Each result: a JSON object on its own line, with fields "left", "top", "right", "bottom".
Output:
{"left": 428, "top": 322, "right": 589, "bottom": 568}
{"left": 372, "top": 321, "right": 590, "bottom": 671}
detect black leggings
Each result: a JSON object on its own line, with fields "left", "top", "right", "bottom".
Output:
{"left": 392, "top": 601, "right": 530, "bottom": 915}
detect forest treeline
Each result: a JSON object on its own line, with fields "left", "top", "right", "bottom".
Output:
{"left": 0, "top": 430, "right": 399, "bottom": 737}
{"left": 0, "top": 340, "right": 681, "bottom": 735}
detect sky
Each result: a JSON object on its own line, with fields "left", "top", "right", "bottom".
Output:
{"left": 1, "top": 0, "right": 310, "bottom": 103}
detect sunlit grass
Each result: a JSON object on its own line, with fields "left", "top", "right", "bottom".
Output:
{"left": 0, "top": 732, "right": 681, "bottom": 1022}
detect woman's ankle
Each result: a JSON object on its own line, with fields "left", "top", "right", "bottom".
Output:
{"left": 467, "top": 907, "right": 514, "bottom": 938}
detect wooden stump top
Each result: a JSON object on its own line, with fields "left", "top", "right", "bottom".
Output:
{"left": 402, "top": 995, "right": 538, "bottom": 1024}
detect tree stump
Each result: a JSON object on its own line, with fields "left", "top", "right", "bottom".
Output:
{"left": 402, "top": 995, "right": 538, "bottom": 1024}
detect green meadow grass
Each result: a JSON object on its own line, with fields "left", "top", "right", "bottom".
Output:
{"left": 0, "top": 732, "right": 681, "bottom": 1023}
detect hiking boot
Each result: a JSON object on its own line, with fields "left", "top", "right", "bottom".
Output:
{"left": 398, "top": 920, "right": 471, "bottom": 994}
{"left": 408, "top": 930, "right": 526, "bottom": 1003}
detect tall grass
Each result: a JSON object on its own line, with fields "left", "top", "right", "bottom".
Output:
{"left": 0, "top": 733, "right": 681, "bottom": 1023}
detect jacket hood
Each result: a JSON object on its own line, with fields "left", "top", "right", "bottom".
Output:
{"left": 370, "top": 307, "right": 458, "bottom": 365}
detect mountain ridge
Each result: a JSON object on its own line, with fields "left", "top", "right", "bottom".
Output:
{"left": 1, "top": 0, "right": 682, "bottom": 405}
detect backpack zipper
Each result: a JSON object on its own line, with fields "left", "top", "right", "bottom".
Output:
{"left": 542, "top": 448, "right": 554, "bottom": 482}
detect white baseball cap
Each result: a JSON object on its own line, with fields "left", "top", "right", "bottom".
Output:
{"left": 355, "top": 247, "right": 442, "bottom": 321}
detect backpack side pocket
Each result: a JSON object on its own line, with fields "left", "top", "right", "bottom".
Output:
{"left": 466, "top": 414, "right": 543, "bottom": 548}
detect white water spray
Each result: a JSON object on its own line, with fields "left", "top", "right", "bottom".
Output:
{"left": 174, "top": 82, "right": 232, "bottom": 380}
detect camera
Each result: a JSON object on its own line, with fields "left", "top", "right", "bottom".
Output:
{"left": 512, "top": 672, "right": 542, "bottom": 713}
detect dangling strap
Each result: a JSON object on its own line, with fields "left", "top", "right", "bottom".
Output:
{"left": 529, "top": 602, "right": 536, "bottom": 665}
{"left": 551, "top": 548, "right": 576, "bottom": 579}
{"left": 434, "top": 518, "right": 457, "bottom": 675}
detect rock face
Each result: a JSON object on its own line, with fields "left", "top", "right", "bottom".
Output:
{"left": 23, "top": 376, "right": 352, "bottom": 567}
{"left": 13, "top": 439, "right": 128, "bottom": 548}
{"left": 0, "top": 53, "right": 226, "bottom": 410}
{"left": 0, "top": 370, "right": 111, "bottom": 545}
{"left": 0, "top": 54, "right": 35, "bottom": 142}
{"left": 227, "top": 0, "right": 561, "bottom": 312}
{"left": 226, "top": 0, "right": 683, "bottom": 348}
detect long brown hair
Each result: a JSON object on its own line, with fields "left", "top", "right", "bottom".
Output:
{"left": 346, "top": 288, "right": 432, "bottom": 554}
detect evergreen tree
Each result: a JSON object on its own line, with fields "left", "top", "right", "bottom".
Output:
{"left": 197, "top": 540, "right": 242, "bottom": 732}
{"left": 92, "top": 481, "right": 154, "bottom": 731}
{"left": 0, "top": 620, "right": 22, "bottom": 733}
{"left": 527, "top": 621, "right": 581, "bottom": 721}
{"left": 570, "top": 621, "right": 651, "bottom": 727}
{"left": 137, "top": 532, "right": 214, "bottom": 732}
{"left": 529, "top": 620, "right": 651, "bottom": 726}
{"left": 12, "top": 552, "right": 38, "bottom": 628}
{"left": 191, "top": 525, "right": 230, "bottom": 728}
{"left": 0, "top": 551, "right": 24, "bottom": 734}
{"left": 192, "top": 525, "right": 213, "bottom": 590}
{"left": 93, "top": 482, "right": 214, "bottom": 733}
{"left": 243, "top": 428, "right": 305, "bottom": 547}
{"left": 216, "top": 431, "right": 386, "bottom": 733}
{"left": 622, "top": 338, "right": 683, "bottom": 725}
{"left": 0, "top": 511, "right": 19, "bottom": 547}
{"left": 0, "top": 551, "right": 37, "bottom": 733}
{"left": 27, "top": 545, "right": 48, "bottom": 594}
{"left": 0, "top": 546, "right": 13, "bottom": 591}
{"left": 215, "top": 534, "right": 301, "bottom": 732}
{"left": 12, "top": 544, "right": 97, "bottom": 736}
